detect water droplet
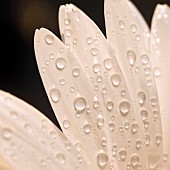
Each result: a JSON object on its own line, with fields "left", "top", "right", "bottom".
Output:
{"left": 97, "top": 75, "right": 102, "bottom": 83}
{"left": 70, "top": 86, "right": 75, "bottom": 93}
{"left": 119, "top": 149, "right": 127, "bottom": 161}
{"left": 121, "top": 90, "right": 127, "bottom": 97}
{"left": 84, "top": 123, "right": 92, "bottom": 134}
{"left": 97, "top": 115, "right": 104, "bottom": 129}
{"left": 124, "top": 121, "right": 130, "bottom": 130}
{"left": 144, "top": 67, "right": 151, "bottom": 76}
{"left": 10, "top": 111, "right": 18, "bottom": 119}
{"left": 74, "top": 97, "right": 87, "bottom": 114}
{"left": 136, "top": 139, "right": 142, "bottom": 150}
{"left": 50, "top": 88, "right": 61, "bottom": 103}
{"left": 55, "top": 58, "right": 66, "bottom": 70}
{"left": 59, "top": 79, "right": 65, "bottom": 86}
{"left": 148, "top": 153, "right": 161, "bottom": 169}
{"left": 2, "top": 128, "right": 13, "bottom": 140}
{"left": 49, "top": 53, "right": 54, "bottom": 60}
{"left": 104, "top": 58, "right": 113, "bottom": 70}
{"left": 163, "top": 153, "right": 169, "bottom": 162}
{"left": 77, "top": 154, "right": 83, "bottom": 163}
{"left": 151, "top": 98, "right": 158, "bottom": 107}
{"left": 144, "top": 134, "right": 150, "bottom": 146}
{"left": 94, "top": 39, "right": 99, "bottom": 45}
{"left": 65, "top": 29, "right": 72, "bottom": 37}
{"left": 140, "top": 109, "right": 148, "bottom": 121}
{"left": 86, "top": 37, "right": 93, "bottom": 45}
{"left": 106, "top": 101, "right": 114, "bottom": 111}
{"left": 119, "top": 20, "right": 125, "bottom": 30}
{"left": 141, "top": 54, "right": 149, "bottom": 65}
{"left": 119, "top": 101, "right": 130, "bottom": 117}
{"left": 153, "top": 67, "right": 161, "bottom": 77}
{"left": 64, "top": 141, "right": 71, "bottom": 151}
{"left": 24, "top": 124, "right": 32, "bottom": 133}
{"left": 111, "top": 74, "right": 121, "bottom": 87}
{"left": 93, "top": 64, "right": 102, "bottom": 73}
{"left": 101, "top": 137, "right": 107, "bottom": 147}
{"left": 109, "top": 122, "right": 115, "bottom": 132}
{"left": 135, "top": 34, "right": 141, "bottom": 41}
{"left": 97, "top": 151, "right": 109, "bottom": 169}
{"left": 64, "top": 18, "right": 71, "bottom": 25}
{"left": 45, "top": 34, "right": 54, "bottom": 45}
{"left": 137, "top": 91, "right": 146, "bottom": 106}
{"left": 72, "top": 68, "right": 80, "bottom": 77}
{"left": 127, "top": 50, "right": 136, "bottom": 67}
{"left": 131, "top": 123, "right": 139, "bottom": 134}
{"left": 63, "top": 120, "right": 70, "bottom": 129}
{"left": 131, "top": 154, "right": 140, "bottom": 168}
{"left": 56, "top": 153, "right": 66, "bottom": 165}
{"left": 91, "top": 48, "right": 98, "bottom": 56}
{"left": 130, "top": 24, "right": 137, "bottom": 33}
{"left": 155, "top": 134, "right": 162, "bottom": 145}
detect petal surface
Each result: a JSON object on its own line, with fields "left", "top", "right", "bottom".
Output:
{"left": 150, "top": 4, "right": 170, "bottom": 170}
{"left": 104, "top": 0, "right": 163, "bottom": 169}
{"left": 0, "top": 90, "right": 89, "bottom": 170}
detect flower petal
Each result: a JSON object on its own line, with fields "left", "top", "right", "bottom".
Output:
{"left": 104, "top": 0, "right": 163, "bottom": 169}
{"left": 150, "top": 4, "right": 170, "bottom": 169}
{"left": 58, "top": 4, "right": 151, "bottom": 170}
{"left": 0, "top": 90, "right": 89, "bottom": 170}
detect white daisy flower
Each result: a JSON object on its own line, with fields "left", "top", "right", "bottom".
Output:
{"left": 0, "top": 0, "right": 170, "bottom": 170}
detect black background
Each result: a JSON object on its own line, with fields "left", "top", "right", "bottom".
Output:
{"left": 1, "top": 0, "right": 170, "bottom": 128}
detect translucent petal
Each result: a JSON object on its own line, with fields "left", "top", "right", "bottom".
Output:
{"left": 0, "top": 90, "right": 89, "bottom": 170}
{"left": 104, "top": 0, "right": 163, "bottom": 169}
{"left": 58, "top": 4, "right": 149, "bottom": 170}
{"left": 150, "top": 4, "right": 170, "bottom": 170}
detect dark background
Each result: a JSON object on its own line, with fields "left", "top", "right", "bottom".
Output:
{"left": 1, "top": 0, "right": 170, "bottom": 128}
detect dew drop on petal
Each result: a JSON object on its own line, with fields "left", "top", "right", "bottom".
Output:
{"left": 64, "top": 18, "right": 71, "bottom": 25}
{"left": 74, "top": 97, "right": 87, "bottom": 114}
{"left": 109, "top": 122, "right": 115, "bottom": 132}
{"left": 127, "top": 50, "right": 136, "bottom": 67}
{"left": 137, "top": 91, "right": 146, "bottom": 106}
{"left": 140, "top": 109, "right": 148, "bottom": 121}
{"left": 119, "top": 149, "right": 127, "bottom": 161}
{"left": 93, "top": 64, "right": 102, "bottom": 73}
{"left": 45, "top": 34, "right": 54, "bottom": 45}
{"left": 131, "top": 154, "right": 140, "bottom": 169}
{"left": 130, "top": 24, "right": 137, "bottom": 33}
{"left": 63, "top": 120, "right": 70, "bottom": 129}
{"left": 111, "top": 74, "right": 121, "bottom": 87}
{"left": 119, "top": 101, "right": 130, "bottom": 117}
{"left": 104, "top": 58, "right": 113, "bottom": 70}
{"left": 56, "top": 153, "right": 66, "bottom": 165}
{"left": 119, "top": 20, "right": 125, "bottom": 30}
{"left": 155, "top": 134, "right": 162, "bottom": 146}
{"left": 141, "top": 54, "right": 149, "bottom": 65}
{"left": 50, "top": 88, "right": 61, "bottom": 103}
{"left": 97, "top": 151, "right": 109, "bottom": 169}
{"left": 153, "top": 67, "right": 161, "bottom": 77}
{"left": 65, "top": 29, "right": 72, "bottom": 37}
{"left": 91, "top": 48, "right": 98, "bottom": 56}
{"left": 72, "top": 68, "right": 80, "bottom": 77}
{"left": 148, "top": 153, "right": 161, "bottom": 170}
{"left": 106, "top": 101, "right": 114, "bottom": 111}
{"left": 2, "top": 128, "right": 13, "bottom": 140}
{"left": 83, "top": 123, "right": 92, "bottom": 134}
{"left": 55, "top": 58, "right": 66, "bottom": 70}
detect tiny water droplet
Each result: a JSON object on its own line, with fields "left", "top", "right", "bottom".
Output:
{"left": 131, "top": 154, "right": 140, "bottom": 168}
{"left": 56, "top": 153, "right": 66, "bottom": 165}
{"left": 74, "top": 97, "right": 87, "bottom": 114}
{"left": 55, "top": 58, "right": 66, "bottom": 70}
{"left": 153, "top": 67, "right": 161, "bottom": 77}
{"left": 50, "top": 88, "right": 61, "bottom": 103}
{"left": 65, "top": 29, "right": 72, "bottom": 37}
{"left": 64, "top": 18, "right": 71, "bottom": 25}
{"left": 130, "top": 24, "right": 137, "bottom": 33}
{"left": 91, "top": 48, "right": 98, "bottom": 56}
{"left": 84, "top": 123, "right": 92, "bottom": 134}
{"left": 131, "top": 123, "right": 139, "bottom": 134}
{"left": 93, "top": 64, "right": 102, "bottom": 73}
{"left": 136, "top": 139, "right": 142, "bottom": 150}
{"left": 63, "top": 120, "right": 70, "bottom": 129}
{"left": 72, "top": 68, "right": 80, "bottom": 77}
{"left": 119, "top": 101, "right": 130, "bottom": 117}
{"left": 45, "top": 34, "right": 54, "bottom": 45}
{"left": 137, "top": 91, "right": 146, "bottom": 106}
{"left": 104, "top": 58, "right": 113, "bottom": 70}
{"left": 106, "top": 101, "right": 114, "bottom": 111}
{"left": 140, "top": 109, "right": 148, "bottom": 121}
{"left": 119, "top": 20, "right": 125, "bottom": 30}
{"left": 155, "top": 134, "right": 162, "bottom": 146}
{"left": 2, "top": 128, "right": 13, "bottom": 140}
{"left": 141, "top": 54, "right": 149, "bottom": 65}
{"left": 127, "top": 50, "right": 136, "bottom": 67}
{"left": 111, "top": 74, "right": 121, "bottom": 87}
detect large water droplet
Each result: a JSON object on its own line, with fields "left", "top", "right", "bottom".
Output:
{"left": 55, "top": 58, "right": 66, "bottom": 70}
{"left": 64, "top": 18, "right": 71, "bottom": 25}
{"left": 93, "top": 64, "right": 102, "bottom": 73}
{"left": 140, "top": 109, "right": 148, "bottom": 121}
{"left": 119, "top": 101, "right": 130, "bottom": 117}
{"left": 104, "top": 58, "right": 113, "bottom": 70}
{"left": 155, "top": 134, "right": 162, "bottom": 146}
{"left": 86, "top": 37, "right": 93, "bottom": 45}
{"left": 50, "top": 88, "right": 61, "bottom": 103}
{"left": 97, "top": 151, "right": 109, "bottom": 169}
{"left": 63, "top": 120, "right": 70, "bottom": 129}
{"left": 74, "top": 97, "right": 87, "bottom": 114}
{"left": 111, "top": 74, "right": 121, "bottom": 87}
{"left": 45, "top": 34, "right": 54, "bottom": 45}
{"left": 65, "top": 29, "right": 72, "bottom": 37}
{"left": 127, "top": 50, "right": 136, "bottom": 67}
{"left": 109, "top": 122, "right": 115, "bottom": 132}
{"left": 137, "top": 91, "right": 146, "bottom": 106}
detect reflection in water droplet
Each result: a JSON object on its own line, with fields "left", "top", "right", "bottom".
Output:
{"left": 74, "top": 97, "right": 87, "bottom": 114}
{"left": 86, "top": 37, "right": 93, "bottom": 44}
{"left": 111, "top": 74, "right": 121, "bottom": 87}
{"left": 55, "top": 58, "right": 66, "bottom": 70}
{"left": 97, "top": 151, "right": 109, "bottom": 169}
{"left": 50, "top": 88, "right": 61, "bottom": 103}
{"left": 140, "top": 110, "right": 148, "bottom": 121}
{"left": 119, "top": 101, "right": 130, "bottom": 117}
{"left": 127, "top": 50, "right": 136, "bottom": 67}
{"left": 109, "top": 122, "right": 115, "bottom": 132}
{"left": 64, "top": 18, "right": 71, "bottom": 25}
{"left": 131, "top": 123, "right": 139, "bottom": 134}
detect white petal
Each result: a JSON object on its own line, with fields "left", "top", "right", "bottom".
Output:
{"left": 105, "top": 0, "right": 163, "bottom": 169}
{"left": 58, "top": 4, "right": 150, "bottom": 170}
{"left": 0, "top": 90, "right": 89, "bottom": 170}
{"left": 150, "top": 4, "right": 170, "bottom": 170}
